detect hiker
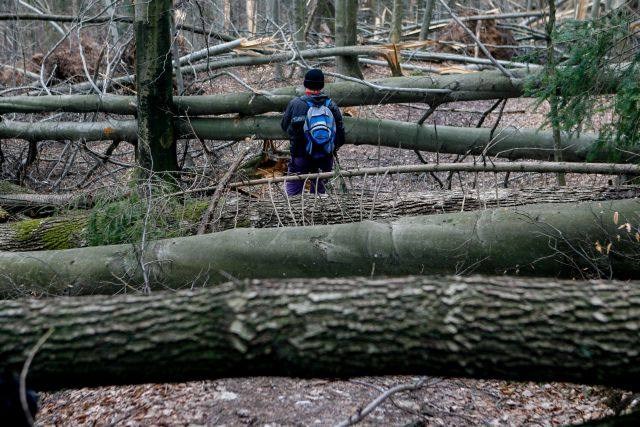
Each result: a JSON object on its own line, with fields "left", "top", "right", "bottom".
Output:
{"left": 280, "top": 68, "right": 345, "bottom": 196}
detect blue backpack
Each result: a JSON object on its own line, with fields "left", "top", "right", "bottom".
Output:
{"left": 303, "top": 99, "right": 336, "bottom": 158}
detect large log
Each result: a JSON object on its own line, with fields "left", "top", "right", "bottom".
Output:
{"left": 1, "top": 275, "right": 640, "bottom": 391}
{"left": 2, "top": 187, "right": 638, "bottom": 252}
{"left": 0, "top": 70, "right": 530, "bottom": 115}
{"left": 0, "top": 193, "right": 86, "bottom": 216}
{"left": 0, "top": 66, "right": 623, "bottom": 116}
{"left": 0, "top": 198, "right": 638, "bottom": 297}
{"left": 220, "top": 186, "right": 640, "bottom": 228}
{"left": 0, "top": 116, "right": 616, "bottom": 162}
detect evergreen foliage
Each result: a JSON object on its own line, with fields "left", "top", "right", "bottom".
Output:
{"left": 86, "top": 181, "right": 200, "bottom": 246}
{"left": 526, "top": 11, "right": 640, "bottom": 161}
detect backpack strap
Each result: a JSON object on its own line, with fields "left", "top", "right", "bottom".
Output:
{"left": 324, "top": 99, "right": 331, "bottom": 107}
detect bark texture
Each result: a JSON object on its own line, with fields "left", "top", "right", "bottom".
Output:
{"left": 0, "top": 68, "right": 620, "bottom": 116}
{"left": 0, "top": 198, "right": 638, "bottom": 297}
{"left": 334, "top": 0, "right": 364, "bottom": 78}
{"left": 1, "top": 275, "right": 640, "bottom": 391}
{"left": 0, "top": 215, "right": 87, "bottom": 251}
{"left": 0, "top": 116, "right": 617, "bottom": 162}
{"left": 0, "top": 193, "right": 87, "bottom": 216}
{"left": 134, "top": 0, "right": 177, "bottom": 172}
{"left": 0, "top": 69, "right": 533, "bottom": 115}
{"left": 2, "top": 187, "right": 638, "bottom": 252}
{"left": 217, "top": 186, "right": 640, "bottom": 228}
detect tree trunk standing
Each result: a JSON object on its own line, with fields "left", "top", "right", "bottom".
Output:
{"left": 246, "top": 0, "right": 257, "bottom": 34}
{"left": 545, "top": 0, "right": 566, "bottom": 186}
{"left": 266, "top": 0, "right": 283, "bottom": 80}
{"left": 591, "top": 0, "right": 600, "bottom": 19}
{"left": 134, "top": 0, "right": 178, "bottom": 174}
{"left": 419, "top": 0, "right": 435, "bottom": 41}
{"left": 335, "top": 0, "right": 364, "bottom": 78}
{"left": 103, "top": 0, "right": 119, "bottom": 46}
{"left": 170, "top": 10, "right": 185, "bottom": 96}
{"left": 2, "top": 275, "right": 640, "bottom": 391}
{"left": 293, "top": 0, "right": 306, "bottom": 50}
{"left": 0, "top": 198, "right": 638, "bottom": 297}
{"left": 390, "top": 0, "right": 403, "bottom": 43}
{"left": 229, "top": 0, "right": 247, "bottom": 35}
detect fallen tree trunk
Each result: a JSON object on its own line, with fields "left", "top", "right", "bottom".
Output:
{"left": 0, "top": 215, "right": 86, "bottom": 251}
{"left": 1, "top": 275, "right": 640, "bottom": 391}
{"left": 226, "top": 162, "right": 640, "bottom": 189}
{"left": 1, "top": 67, "right": 621, "bottom": 116}
{"left": 203, "top": 186, "right": 640, "bottom": 228}
{"left": 0, "top": 198, "right": 638, "bottom": 296}
{"left": 3, "top": 186, "right": 638, "bottom": 252}
{"left": 0, "top": 117, "right": 615, "bottom": 162}
{"left": 0, "top": 193, "right": 87, "bottom": 216}
{"left": 0, "top": 70, "right": 531, "bottom": 115}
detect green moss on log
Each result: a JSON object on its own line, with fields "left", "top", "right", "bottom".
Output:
{"left": 0, "top": 207, "right": 8, "bottom": 222}
{"left": 0, "top": 180, "right": 34, "bottom": 194}
{"left": 41, "top": 217, "right": 87, "bottom": 250}
{"left": 12, "top": 219, "right": 44, "bottom": 241}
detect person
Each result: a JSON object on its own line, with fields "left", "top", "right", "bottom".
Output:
{"left": 280, "top": 68, "right": 345, "bottom": 196}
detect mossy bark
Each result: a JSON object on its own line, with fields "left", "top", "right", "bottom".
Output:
{"left": 0, "top": 180, "right": 34, "bottom": 194}
{"left": 134, "top": 0, "right": 177, "bottom": 172}
{"left": 0, "top": 198, "right": 638, "bottom": 297}
{"left": 1, "top": 275, "right": 640, "bottom": 391}
{"left": 1, "top": 187, "right": 638, "bottom": 252}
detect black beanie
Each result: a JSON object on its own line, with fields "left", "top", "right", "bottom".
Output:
{"left": 304, "top": 68, "right": 325, "bottom": 90}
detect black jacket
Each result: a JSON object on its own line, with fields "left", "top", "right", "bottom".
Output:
{"left": 280, "top": 93, "right": 346, "bottom": 157}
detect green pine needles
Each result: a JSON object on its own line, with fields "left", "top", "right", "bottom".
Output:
{"left": 526, "top": 11, "right": 640, "bottom": 162}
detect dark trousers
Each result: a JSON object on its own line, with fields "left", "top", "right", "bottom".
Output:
{"left": 286, "top": 155, "right": 333, "bottom": 196}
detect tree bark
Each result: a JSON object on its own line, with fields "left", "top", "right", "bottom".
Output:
{"left": 2, "top": 275, "right": 640, "bottom": 391}
{"left": 335, "top": 0, "right": 364, "bottom": 78}
{"left": 2, "top": 68, "right": 620, "bottom": 116}
{"left": 0, "top": 192, "right": 86, "bottom": 216}
{"left": 226, "top": 162, "right": 640, "bottom": 188}
{"left": 0, "top": 198, "right": 638, "bottom": 297}
{"left": 0, "top": 116, "right": 620, "bottom": 162}
{"left": 419, "top": 0, "right": 435, "bottom": 41}
{"left": 266, "top": 0, "right": 283, "bottom": 80}
{"left": 293, "top": 0, "right": 306, "bottom": 51}
{"left": 390, "top": 0, "right": 403, "bottom": 43}
{"left": 546, "top": 0, "right": 566, "bottom": 186}
{"left": 3, "top": 186, "right": 638, "bottom": 252}
{"left": 134, "top": 0, "right": 177, "bottom": 172}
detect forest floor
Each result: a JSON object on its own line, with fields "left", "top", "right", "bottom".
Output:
{"left": 38, "top": 376, "right": 621, "bottom": 426}
{"left": 25, "top": 63, "right": 628, "bottom": 425}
